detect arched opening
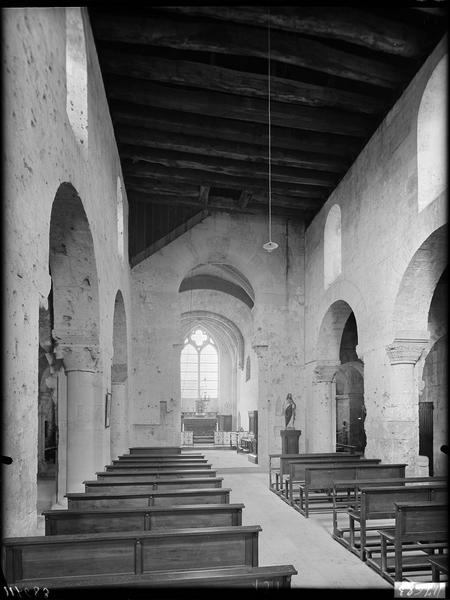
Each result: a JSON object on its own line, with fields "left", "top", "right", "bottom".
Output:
{"left": 324, "top": 204, "right": 342, "bottom": 288}
{"left": 389, "top": 224, "right": 447, "bottom": 473}
{"left": 419, "top": 267, "right": 447, "bottom": 475}
{"left": 49, "top": 183, "right": 100, "bottom": 494}
{"left": 313, "top": 301, "right": 365, "bottom": 453}
{"left": 65, "top": 7, "right": 88, "bottom": 155}
{"left": 110, "top": 290, "right": 128, "bottom": 460}
{"left": 417, "top": 55, "right": 447, "bottom": 212}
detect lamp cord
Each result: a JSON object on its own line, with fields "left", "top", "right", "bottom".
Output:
{"left": 268, "top": 6, "right": 272, "bottom": 243}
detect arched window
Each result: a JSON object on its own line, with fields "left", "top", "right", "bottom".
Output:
{"left": 324, "top": 204, "right": 342, "bottom": 288}
{"left": 66, "top": 7, "right": 88, "bottom": 155}
{"left": 245, "top": 356, "right": 251, "bottom": 381}
{"left": 117, "top": 176, "right": 124, "bottom": 260}
{"left": 417, "top": 55, "right": 447, "bottom": 212}
{"left": 181, "top": 328, "right": 219, "bottom": 411}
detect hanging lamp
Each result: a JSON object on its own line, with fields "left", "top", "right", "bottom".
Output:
{"left": 263, "top": 7, "right": 278, "bottom": 253}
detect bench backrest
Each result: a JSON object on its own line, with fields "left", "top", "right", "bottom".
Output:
{"left": 305, "top": 463, "right": 406, "bottom": 488}
{"left": 105, "top": 463, "right": 212, "bottom": 471}
{"left": 280, "top": 453, "right": 364, "bottom": 475}
{"left": 333, "top": 476, "right": 448, "bottom": 491}
{"left": 116, "top": 454, "right": 208, "bottom": 465}
{"left": 360, "top": 486, "right": 448, "bottom": 519}
{"left": 66, "top": 487, "right": 231, "bottom": 509}
{"left": 97, "top": 469, "right": 217, "bottom": 480}
{"left": 2, "top": 525, "right": 261, "bottom": 585}
{"left": 85, "top": 477, "right": 223, "bottom": 494}
{"left": 394, "top": 501, "right": 448, "bottom": 540}
{"left": 289, "top": 459, "right": 381, "bottom": 482}
{"left": 129, "top": 447, "right": 181, "bottom": 454}
{"left": 119, "top": 453, "right": 204, "bottom": 460}
{"left": 44, "top": 503, "right": 244, "bottom": 535}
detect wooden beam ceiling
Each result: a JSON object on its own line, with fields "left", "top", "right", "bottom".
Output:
{"left": 88, "top": 6, "right": 447, "bottom": 263}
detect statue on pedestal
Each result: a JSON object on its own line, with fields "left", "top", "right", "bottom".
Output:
{"left": 284, "top": 393, "right": 296, "bottom": 429}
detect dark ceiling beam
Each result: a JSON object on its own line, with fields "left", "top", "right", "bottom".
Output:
{"left": 119, "top": 144, "right": 337, "bottom": 187}
{"left": 100, "top": 49, "right": 387, "bottom": 115}
{"left": 105, "top": 76, "right": 373, "bottom": 137}
{"left": 115, "top": 124, "right": 349, "bottom": 173}
{"left": 129, "top": 190, "right": 316, "bottom": 218}
{"left": 122, "top": 166, "right": 329, "bottom": 198}
{"left": 92, "top": 14, "right": 405, "bottom": 88}
{"left": 160, "top": 6, "right": 429, "bottom": 58}
{"left": 124, "top": 177, "right": 324, "bottom": 208}
{"left": 111, "top": 101, "right": 362, "bottom": 157}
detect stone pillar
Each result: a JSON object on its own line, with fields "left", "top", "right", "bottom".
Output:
{"left": 385, "top": 336, "right": 429, "bottom": 475}
{"left": 253, "top": 344, "right": 270, "bottom": 469}
{"left": 57, "top": 343, "right": 99, "bottom": 492}
{"left": 310, "top": 362, "right": 339, "bottom": 452}
{"left": 111, "top": 363, "right": 128, "bottom": 460}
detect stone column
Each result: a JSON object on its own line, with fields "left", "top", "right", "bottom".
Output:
{"left": 310, "top": 362, "right": 339, "bottom": 452}
{"left": 111, "top": 363, "right": 128, "bottom": 460}
{"left": 385, "top": 336, "right": 429, "bottom": 475}
{"left": 57, "top": 343, "right": 99, "bottom": 492}
{"left": 253, "top": 344, "right": 270, "bottom": 469}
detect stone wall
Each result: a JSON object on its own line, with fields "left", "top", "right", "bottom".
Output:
{"left": 303, "top": 38, "right": 447, "bottom": 472}
{"left": 130, "top": 212, "right": 305, "bottom": 467}
{"left": 3, "top": 8, "right": 132, "bottom": 535}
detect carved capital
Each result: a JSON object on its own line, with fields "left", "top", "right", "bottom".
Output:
{"left": 385, "top": 338, "right": 429, "bottom": 365}
{"left": 55, "top": 343, "right": 100, "bottom": 372}
{"left": 314, "top": 362, "right": 339, "bottom": 383}
{"left": 112, "top": 363, "right": 128, "bottom": 384}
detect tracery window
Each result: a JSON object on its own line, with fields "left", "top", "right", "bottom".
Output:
{"left": 181, "top": 328, "right": 219, "bottom": 408}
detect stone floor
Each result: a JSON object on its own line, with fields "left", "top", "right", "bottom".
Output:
{"left": 202, "top": 448, "right": 393, "bottom": 592}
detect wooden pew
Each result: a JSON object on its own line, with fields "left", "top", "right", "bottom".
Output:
{"left": 44, "top": 503, "right": 245, "bottom": 535}
{"left": 295, "top": 464, "right": 407, "bottom": 517}
{"left": 346, "top": 484, "right": 447, "bottom": 560}
{"left": 369, "top": 501, "right": 448, "bottom": 583}
{"left": 2, "top": 525, "right": 261, "bottom": 586}
{"left": 114, "top": 456, "right": 208, "bottom": 463}
{"left": 2, "top": 565, "right": 298, "bottom": 589}
{"left": 97, "top": 469, "right": 217, "bottom": 481}
{"left": 66, "top": 487, "right": 231, "bottom": 509}
{"left": 105, "top": 462, "right": 212, "bottom": 471}
{"left": 284, "top": 458, "right": 381, "bottom": 503}
{"left": 269, "top": 452, "right": 363, "bottom": 491}
{"left": 84, "top": 477, "right": 223, "bottom": 494}
{"left": 428, "top": 555, "right": 448, "bottom": 582}
{"left": 332, "top": 476, "right": 448, "bottom": 543}
{"left": 117, "top": 453, "right": 205, "bottom": 460}
{"left": 129, "top": 446, "right": 182, "bottom": 454}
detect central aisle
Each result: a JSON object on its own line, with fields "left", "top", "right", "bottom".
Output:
{"left": 201, "top": 448, "right": 392, "bottom": 591}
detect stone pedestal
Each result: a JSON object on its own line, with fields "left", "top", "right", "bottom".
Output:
{"left": 280, "top": 429, "right": 302, "bottom": 454}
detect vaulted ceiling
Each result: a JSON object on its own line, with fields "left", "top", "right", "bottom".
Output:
{"left": 88, "top": 6, "right": 447, "bottom": 266}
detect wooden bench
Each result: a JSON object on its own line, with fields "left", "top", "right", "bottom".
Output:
{"left": 84, "top": 476, "right": 223, "bottom": 494}
{"left": 97, "top": 469, "right": 217, "bottom": 481}
{"left": 284, "top": 458, "right": 382, "bottom": 504}
{"left": 293, "top": 462, "right": 403, "bottom": 517}
{"left": 346, "top": 484, "right": 447, "bottom": 561}
{"left": 369, "top": 501, "right": 448, "bottom": 583}
{"left": 129, "top": 446, "right": 182, "bottom": 454}
{"left": 118, "top": 453, "right": 205, "bottom": 460}
{"left": 44, "top": 503, "right": 244, "bottom": 535}
{"left": 2, "top": 565, "right": 297, "bottom": 589}
{"left": 269, "top": 452, "right": 363, "bottom": 491}
{"left": 114, "top": 456, "right": 208, "bottom": 463}
{"left": 332, "top": 476, "right": 448, "bottom": 542}
{"left": 2, "top": 525, "right": 261, "bottom": 586}
{"left": 105, "top": 462, "right": 212, "bottom": 471}
{"left": 66, "top": 487, "right": 231, "bottom": 509}
{"left": 428, "top": 555, "right": 448, "bottom": 582}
